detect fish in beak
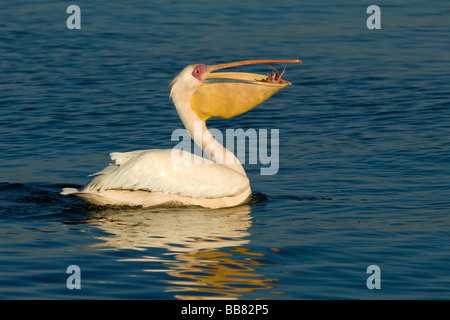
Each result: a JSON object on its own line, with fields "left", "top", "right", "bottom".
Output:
{"left": 191, "top": 59, "right": 302, "bottom": 121}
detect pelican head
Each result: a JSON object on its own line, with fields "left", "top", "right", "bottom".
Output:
{"left": 170, "top": 59, "right": 302, "bottom": 122}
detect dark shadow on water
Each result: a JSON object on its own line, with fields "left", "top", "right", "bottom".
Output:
{"left": 271, "top": 194, "right": 333, "bottom": 202}
{"left": 0, "top": 182, "right": 331, "bottom": 220}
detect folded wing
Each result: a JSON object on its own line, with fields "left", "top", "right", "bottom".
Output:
{"left": 80, "top": 149, "right": 249, "bottom": 199}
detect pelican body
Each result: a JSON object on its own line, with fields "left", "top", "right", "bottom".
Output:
{"left": 61, "top": 59, "right": 301, "bottom": 208}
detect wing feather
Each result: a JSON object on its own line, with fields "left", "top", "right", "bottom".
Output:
{"left": 83, "top": 149, "right": 249, "bottom": 199}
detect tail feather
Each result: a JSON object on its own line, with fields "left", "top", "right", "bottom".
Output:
{"left": 61, "top": 187, "right": 79, "bottom": 196}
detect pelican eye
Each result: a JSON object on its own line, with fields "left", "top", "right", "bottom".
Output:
{"left": 192, "top": 64, "right": 206, "bottom": 80}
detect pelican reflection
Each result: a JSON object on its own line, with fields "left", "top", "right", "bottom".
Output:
{"left": 84, "top": 204, "right": 280, "bottom": 299}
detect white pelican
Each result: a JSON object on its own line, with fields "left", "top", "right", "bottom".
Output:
{"left": 61, "top": 59, "right": 301, "bottom": 208}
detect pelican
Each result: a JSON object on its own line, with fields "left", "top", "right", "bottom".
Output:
{"left": 61, "top": 59, "right": 301, "bottom": 208}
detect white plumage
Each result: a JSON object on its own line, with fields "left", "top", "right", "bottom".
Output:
{"left": 62, "top": 149, "right": 249, "bottom": 199}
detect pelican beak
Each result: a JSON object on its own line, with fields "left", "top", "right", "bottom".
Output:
{"left": 191, "top": 59, "right": 302, "bottom": 121}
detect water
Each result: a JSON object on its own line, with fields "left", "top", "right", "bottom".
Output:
{"left": 1, "top": 0, "right": 449, "bottom": 299}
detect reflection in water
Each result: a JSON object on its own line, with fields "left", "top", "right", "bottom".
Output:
{"left": 84, "top": 204, "right": 280, "bottom": 299}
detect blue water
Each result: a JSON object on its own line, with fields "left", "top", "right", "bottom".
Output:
{"left": 1, "top": 0, "right": 449, "bottom": 299}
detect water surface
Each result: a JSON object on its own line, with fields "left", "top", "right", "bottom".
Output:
{"left": 1, "top": 0, "right": 449, "bottom": 299}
